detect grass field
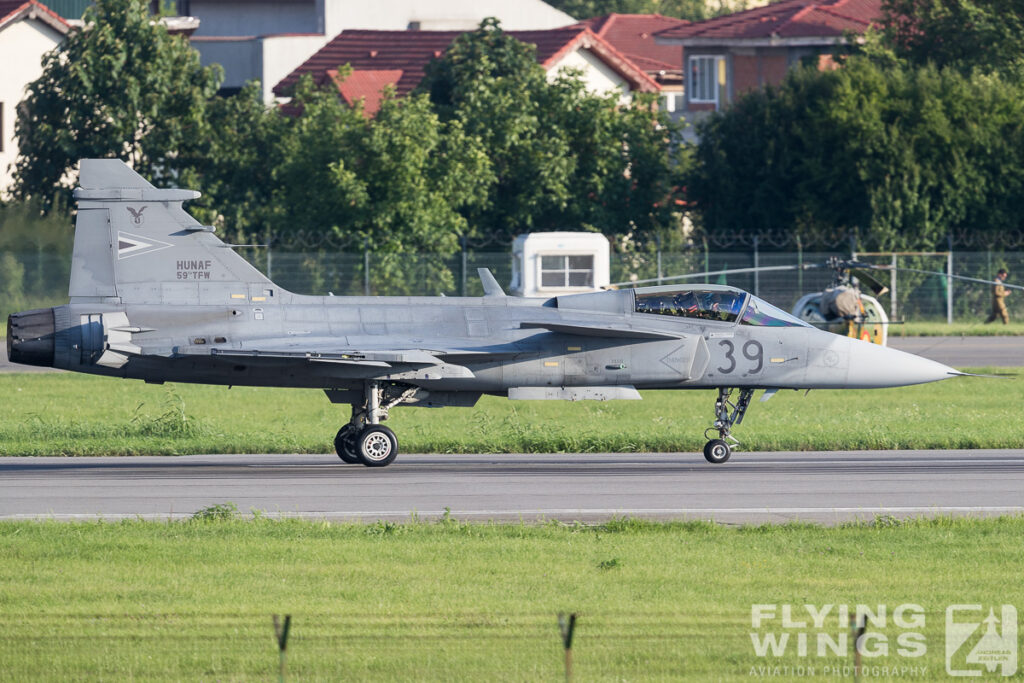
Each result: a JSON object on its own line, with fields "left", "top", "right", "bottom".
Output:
{"left": 1, "top": 515, "right": 1021, "bottom": 681}
{"left": 0, "top": 369, "right": 1020, "bottom": 456}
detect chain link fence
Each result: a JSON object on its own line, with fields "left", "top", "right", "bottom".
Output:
{"left": 3, "top": 245, "right": 1022, "bottom": 324}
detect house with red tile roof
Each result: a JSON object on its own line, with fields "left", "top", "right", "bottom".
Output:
{"left": 655, "top": 0, "right": 880, "bottom": 123}
{"left": 576, "top": 13, "right": 688, "bottom": 115}
{"left": 275, "top": 26, "right": 661, "bottom": 117}
{"left": 0, "top": 0, "right": 69, "bottom": 190}
{"left": 188, "top": 0, "right": 575, "bottom": 103}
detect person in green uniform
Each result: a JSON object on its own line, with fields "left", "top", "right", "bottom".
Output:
{"left": 985, "top": 268, "right": 1010, "bottom": 324}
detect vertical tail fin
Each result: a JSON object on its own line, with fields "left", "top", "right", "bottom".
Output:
{"left": 70, "top": 159, "right": 274, "bottom": 304}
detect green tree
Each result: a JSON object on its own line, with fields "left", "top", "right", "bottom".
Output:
{"left": 420, "top": 18, "right": 685, "bottom": 247}
{"left": 266, "top": 76, "right": 491, "bottom": 293}
{"left": 421, "top": 19, "right": 574, "bottom": 241}
{"left": 544, "top": 0, "right": 746, "bottom": 22}
{"left": 175, "top": 82, "right": 288, "bottom": 242}
{"left": 275, "top": 77, "right": 489, "bottom": 253}
{"left": 879, "top": 0, "right": 1024, "bottom": 80}
{"left": 689, "top": 58, "right": 1024, "bottom": 249}
{"left": 0, "top": 201, "right": 74, "bottom": 320}
{"left": 541, "top": 76, "right": 685, "bottom": 244}
{"left": 12, "top": 0, "right": 222, "bottom": 207}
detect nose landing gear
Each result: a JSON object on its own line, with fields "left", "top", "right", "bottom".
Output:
{"left": 334, "top": 381, "right": 415, "bottom": 467}
{"left": 702, "top": 387, "right": 754, "bottom": 464}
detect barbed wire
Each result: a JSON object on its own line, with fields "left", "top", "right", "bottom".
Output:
{"left": 265, "top": 228, "right": 1024, "bottom": 252}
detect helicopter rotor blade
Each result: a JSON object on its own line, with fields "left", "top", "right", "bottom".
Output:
{"left": 849, "top": 268, "right": 889, "bottom": 297}
{"left": 893, "top": 267, "right": 1024, "bottom": 291}
{"left": 611, "top": 259, "right": 1023, "bottom": 293}
{"left": 609, "top": 264, "right": 805, "bottom": 288}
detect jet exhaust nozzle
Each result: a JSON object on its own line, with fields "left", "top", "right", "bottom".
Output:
{"left": 7, "top": 308, "right": 56, "bottom": 368}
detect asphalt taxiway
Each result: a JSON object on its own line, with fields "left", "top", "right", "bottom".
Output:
{"left": 2, "top": 450, "right": 1023, "bottom": 524}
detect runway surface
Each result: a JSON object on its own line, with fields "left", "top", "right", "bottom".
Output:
{"left": 888, "top": 335, "right": 1022, "bottom": 367}
{"left": 2, "top": 336, "right": 1020, "bottom": 372}
{"left": 3, "top": 450, "right": 1023, "bottom": 524}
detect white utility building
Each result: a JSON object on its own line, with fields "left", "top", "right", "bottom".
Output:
{"left": 510, "top": 232, "right": 610, "bottom": 298}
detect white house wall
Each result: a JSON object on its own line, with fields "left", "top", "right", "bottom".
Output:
{"left": 260, "top": 34, "right": 333, "bottom": 102}
{"left": 548, "top": 48, "right": 631, "bottom": 103}
{"left": 0, "top": 19, "right": 64, "bottom": 193}
{"left": 323, "top": 0, "right": 575, "bottom": 35}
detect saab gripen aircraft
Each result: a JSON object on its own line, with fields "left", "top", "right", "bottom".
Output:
{"left": 7, "top": 160, "right": 969, "bottom": 466}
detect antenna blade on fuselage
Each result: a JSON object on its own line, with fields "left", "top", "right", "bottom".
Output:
{"left": 478, "top": 268, "right": 506, "bottom": 297}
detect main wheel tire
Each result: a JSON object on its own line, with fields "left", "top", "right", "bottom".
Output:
{"left": 334, "top": 424, "right": 360, "bottom": 464}
{"left": 703, "top": 439, "right": 731, "bottom": 464}
{"left": 357, "top": 425, "right": 398, "bottom": 467}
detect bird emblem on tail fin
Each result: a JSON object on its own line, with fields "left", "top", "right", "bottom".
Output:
{"left": 126, "top": 206, "right": 146, "bottom": 225}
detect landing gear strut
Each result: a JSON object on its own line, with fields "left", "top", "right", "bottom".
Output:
{"left": 702, "top": 387, "right": 754, "bottom": 464}
{"left": 334, "top": 381, "right": 416, "bottom": 467}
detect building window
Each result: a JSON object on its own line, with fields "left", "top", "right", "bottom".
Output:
{"left": 540, "top": 254, "right": 594, "bottom": 289}
{"left": 689, "top": 56, "right": 724, "bottom": 104}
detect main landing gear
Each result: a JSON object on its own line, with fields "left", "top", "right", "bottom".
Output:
{"left": 335, "top": 381, "right": 416, "bottom": 467}
{"left": 702, "top": 387, "right": 754, "bottom": 464}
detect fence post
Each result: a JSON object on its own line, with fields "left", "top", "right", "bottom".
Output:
{"left": 460, "top": 236, "right": 468, "bottom": 297}
{"left": 558, "top": 613, "right": 577, "bottom": 683}
{"left": 947, "top": 235, "right": 954, "bottom": 324}
{"left": 363, "top": 240, "right": 370, "bottom": 296}
{"left": 890, "top": 252, "right": 898, "bottom": 321}
{"left": 796, "top": 235, "right": 803, "bottom": 296}
{"left": 273, "top": 614, "right": 291, "bottom": 683}
{"left": 656, "top": 235, "right": 663, "bottom": 286}
{"left": 703, "top": 238, "right": 709, "bottom": 285}
{"left": 752, "top": 235, "right": 760, "bottom": 297}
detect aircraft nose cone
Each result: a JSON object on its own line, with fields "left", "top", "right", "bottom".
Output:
{"left": 846, "top": 338, "right": 957, "bottom": 388}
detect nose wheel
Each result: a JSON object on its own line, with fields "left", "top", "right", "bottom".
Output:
{"left": 702, "top": 388, "right": 754, "bottom": 464}
{"left": 703, "top": 439, "right": 731, "bottom": 464}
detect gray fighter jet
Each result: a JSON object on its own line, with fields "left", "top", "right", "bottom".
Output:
{"left": 7, "top": 160, "right": 965, "bottom": 465}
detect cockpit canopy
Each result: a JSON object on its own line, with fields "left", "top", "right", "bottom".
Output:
{"left": 635, "top": 288, "right": 745, "bottom": 322}
{"left": 739, "top": 295, "right": 811, "bottom": 327}
{"left": 633, "top": 286, "right": 810, "bottom": 327}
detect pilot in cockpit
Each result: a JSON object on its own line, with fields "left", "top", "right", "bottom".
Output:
{"left": 672, "top": 291, "right": 699, "bottom": 316}
{"left": 701, "top": 291, "right": 743, "bottom": 321}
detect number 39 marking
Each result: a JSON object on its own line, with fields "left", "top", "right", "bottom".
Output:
{"left": 717, "top": 340, "right": 763, "bottom": 374}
